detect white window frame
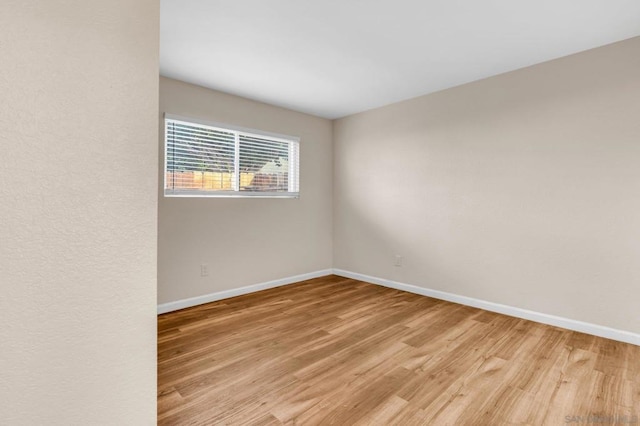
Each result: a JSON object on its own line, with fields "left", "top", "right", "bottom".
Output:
{"left": 163, "top": 114, "right": 300, "bottom": 198}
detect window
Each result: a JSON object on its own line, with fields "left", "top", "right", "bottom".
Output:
{"left": 164, "top": 115, "right": 300, "bottom": 198}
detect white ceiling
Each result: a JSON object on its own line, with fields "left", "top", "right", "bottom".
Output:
{"left": 160, "top": 0, "right": 640, "bottom": 119}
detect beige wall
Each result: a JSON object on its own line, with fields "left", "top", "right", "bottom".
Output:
{"left": 0, "top": 1, "right": 158, "bottom": 424}
{"left": 334, "top": 37, "right": 640, "bottom": 334}
{"left": 158, "top": 78, "right": 333, "bottom": 304}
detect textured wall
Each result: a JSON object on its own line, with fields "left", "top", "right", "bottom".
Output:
{"left": 333, "top": 37, "right": 640, "bottom": 334}
{"left": 0, "top": 1, "right": 159, "bottom": 424}
{"left": 158, "top": 77, "right": 333, "bottom": 304}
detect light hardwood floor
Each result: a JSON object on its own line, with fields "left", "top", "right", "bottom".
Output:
{"left": 158, "top": 275, "right": 640, "bottom": 425}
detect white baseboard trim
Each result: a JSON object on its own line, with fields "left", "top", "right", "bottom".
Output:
{"left": 333, "top": 269, "right": 640, "bottom": 346}
{"left": 157, "top": 269, "right": 333, "bottom": 315}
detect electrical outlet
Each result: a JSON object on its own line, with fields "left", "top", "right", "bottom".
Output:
{"left": 200, "top": 264, "right": 209, "bottom": 277}
{"left": 394, "top": 255, "right": 403, "bottom": 267}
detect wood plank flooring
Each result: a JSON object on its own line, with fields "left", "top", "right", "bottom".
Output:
{"left": 158, "top": 275, "right": 640, "bottom": 425}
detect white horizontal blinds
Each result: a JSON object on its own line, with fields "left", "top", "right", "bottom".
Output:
{"left": 288, "top": 141, "right": 300, "bottom": 193}
{"left": 164, "top": 116, "right": 300, "bottom": 197}
{"left": 165, "top": 119, "right": 236, "bottom": 193}
{"left": 239, "top": 134, "right": 291, "bottom": 193}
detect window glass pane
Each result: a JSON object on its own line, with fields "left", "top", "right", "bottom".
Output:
{"left": 166, "top": 121, "right": 236, "bottom": 192}
{"left": 239, "top": 135, "right": 289, "bottom": 193}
